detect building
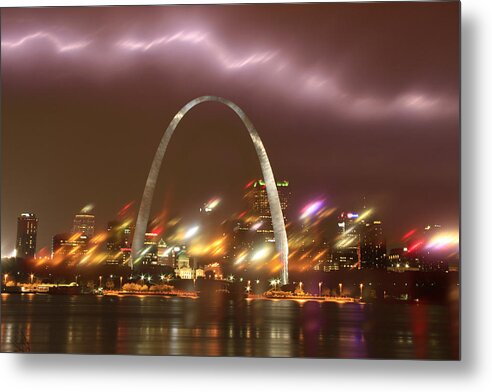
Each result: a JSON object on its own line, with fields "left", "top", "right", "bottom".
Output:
{"left": 15, "top": 213, "right": 38, "bottom": 259}
{"left": 222, "top": 219, "right": 254, "bottom": 265}
{"left": 157, "top": 239, "right": 173, "bottom": 266}
{"left": 52, "top": 233, "right": 89, "bottom": 266}
{"left": 360, "top": 220, "right": 387, "bottom": 269}
{"left": 174, "top": 250, "right": 203, "bottom": 279}
{"left": 142, "top": 232, "right": 158, "bottom": 265}
{"left": 244, "top": 179, "right": 290, "bottom": 243}
{"left": 105, "top": 220, "right": 133, "bottom": 265}
{"left": 72, "top": 213, "right": 95, "bottom": 237}
{"left": 333, "top": 212, "right": 361, "bottom": 270}
{"left": 106, "top": 220, "right": 123, "bottom": 265}
{"left": 387, "top": 247, "right": 421, "bottom": 272}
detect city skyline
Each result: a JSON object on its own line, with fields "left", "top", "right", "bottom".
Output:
{"left": 6, "top": 178, "right": 459, "bottom": 268}
{"left": 1, "top": 3, "right": 459, "bottom": 256}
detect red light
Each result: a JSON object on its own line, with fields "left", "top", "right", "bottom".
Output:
{"left": 244, "top": 180, "right": 255, "bottom": 189}
{"left": 402, "top": 228, "right": 417, "bottom": 240}
{"left": 407, "top": 241, "right": 423, "bottom": 253}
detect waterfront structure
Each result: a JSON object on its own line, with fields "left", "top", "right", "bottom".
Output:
{"left": 72, "top": 213, "right": 95, "bottom": 237}
{"left": 131, "top": 96, "right": 289, "bottom": 284}
{"left": 15, "top": 212, "right": 38, "bottom": 259}
{"left": 245, "top": 179, "right": 290, "bottom": 243}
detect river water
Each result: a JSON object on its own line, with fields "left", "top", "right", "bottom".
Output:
{"left": 0, "top": 293, "right": 459, "bottom": 359}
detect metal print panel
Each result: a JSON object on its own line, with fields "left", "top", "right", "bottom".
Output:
{"left": 0, "top": 1, "right": 460, "bottom": 359}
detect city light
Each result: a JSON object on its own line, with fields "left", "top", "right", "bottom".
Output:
{"left": 234, "top": 252, "right": 248, "bottom": 265}
{"left": 250, "top": 221, "right": 263, "bottom": 231}
{"left": 300, "top": 200, "right": 324, "bottom": 220}
{"left": 184, "top": 226, "right": 200, "bottom": 240}
{"left": 80, "top": 203, "right": 95, "bottom": 213}
{"left": 202, "top": 197, "right": 221, "bottom": 212}
{"left": 426, "top": 232, "right": 459, "bottom": 250}
{"left": 251, "top": 247, "right": 271, "bottom": 262}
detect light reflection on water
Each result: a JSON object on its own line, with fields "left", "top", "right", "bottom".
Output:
{"left": 0, "top": 294, "right": 458, "bottom": 359}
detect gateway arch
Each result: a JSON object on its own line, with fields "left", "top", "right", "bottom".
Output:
{"left": 131, "top": 96, "right": 289, "bottom": 285}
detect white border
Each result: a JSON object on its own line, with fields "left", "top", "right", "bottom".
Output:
{"left": 2, "top": 0, "right": 491, "bottom": 391}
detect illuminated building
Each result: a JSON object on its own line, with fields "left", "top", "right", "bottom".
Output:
{"left": 360, "top": 220, "right": 387, "bottom": 269}
{"left": 174, "top": 250, "right": 202, "bottom": 279}
{"left": 157, "top": 239, "right": 172, "bottom": 266}
{"left": 175, "top": 252, "right": 192, "bottom": 279}
{"left": 106, "top": 220, "right": 121, "bottom": 265}
{"left": 15, "top": 212, "right": 38, "bottom": 259}
{"left": 105, "top": 221, "right": 134, "bottom": 265}
{"left": 387, "top": 247, "right": 420, "bottom": 272}
{"left": 333, "top": 212, "right": 360, "bottom": 269}
{"left": 72, "top": 213, "right": 95, "bottom": 237}
{"left": 245, "top": 179, "right": 290, "bottom": 243}
{"left": 204, "top": 262, "right": 223, "bottom": 280}
{"left": 52, "top": 233, "right": 88, "bottom": 266}
{"left": 142, "top": 232, "right": 158, "bottom": 265}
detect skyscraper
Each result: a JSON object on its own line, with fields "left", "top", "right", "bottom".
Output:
{"left": 106, "top": 220, "right": 133, "bottom": 265}
{"left": 72, "top": 213, "right": 95, "bottom": 237}
{"left": 244, "top": 179, "right": 290, "bottom": 242}
{"left": 333, "top": 212, "right": 360, "bottom": 269}
{"left": 360, "top": 220, "right": 387, "bottom": 269}
{"left": 15, "top": 212, "right": 38, "bottom": 259}
{"left": 51, "top": 233, "right": 89, "bottom": 266}
{"left": 142, "top": 232, "right": 158, "bottom": 265}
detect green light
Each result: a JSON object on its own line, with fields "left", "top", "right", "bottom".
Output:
{"left": 254, "top": 179, "right": 288, "bottom": 187}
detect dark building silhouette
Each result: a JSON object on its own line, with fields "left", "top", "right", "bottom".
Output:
{"left": 360, "top": 220, "right": 387, "bottom": 269}
{"left": 15, "top": 212, "right": 38, "bottom": 259}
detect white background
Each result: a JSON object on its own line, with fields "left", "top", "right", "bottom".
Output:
{"left": 0, "top": 0, "right": 489, "bottom": 390}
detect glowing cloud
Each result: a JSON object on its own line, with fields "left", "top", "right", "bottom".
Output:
{"left": 1, "top": 32, "right": 91, "bottom": 53}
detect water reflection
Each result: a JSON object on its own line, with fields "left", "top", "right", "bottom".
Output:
{"left": 0, "top": 293, "right": 458, "bottom": 359}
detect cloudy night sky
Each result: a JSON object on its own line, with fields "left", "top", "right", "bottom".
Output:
{"left": 1, "top": 2, "right": 459, "bottom": 255}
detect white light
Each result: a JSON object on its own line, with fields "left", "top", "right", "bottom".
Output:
{"left": 235, "top": 254, "right": 247, "bottom": 264}
{"left": 251, "top": 247, "right": 271, "bottom": 262}
{"left": 250, "top": 221, "right": 263, "bottom": 231}
{"left": 184, "top": 226, "right": 199, "bottom": 239}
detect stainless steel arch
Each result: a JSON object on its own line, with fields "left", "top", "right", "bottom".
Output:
{"left": 131, "top": 96, "right": 289, "bottom": 284}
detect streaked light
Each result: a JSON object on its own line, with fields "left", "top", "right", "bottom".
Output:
{"left": 300, "top": 200, "right": 324, "bottom": 220}
{"left": 184, "top": 226, "right": 199, "bottom": 239}
{"left": 251, "top": 247, "right": 271, "bottom": 262}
